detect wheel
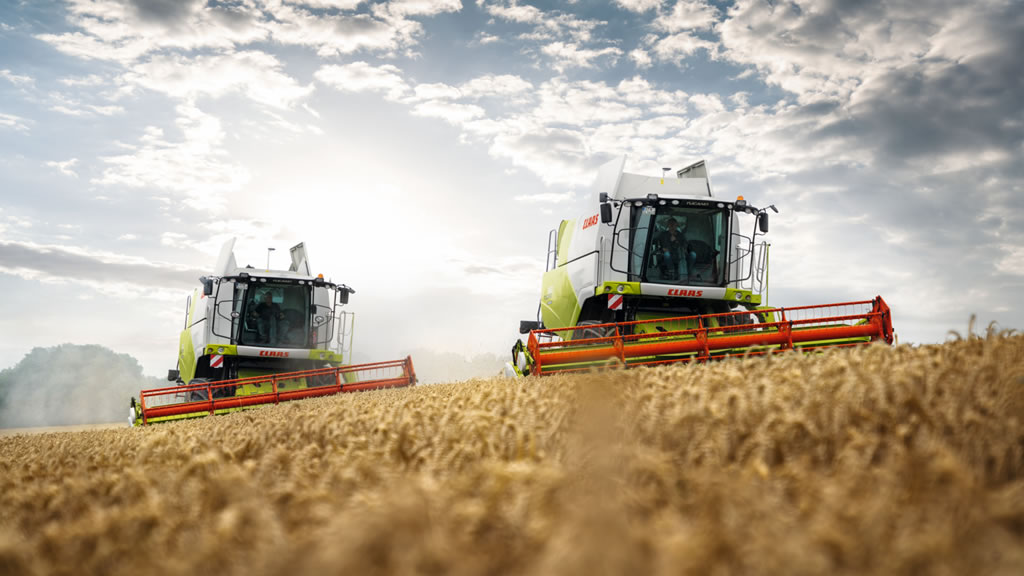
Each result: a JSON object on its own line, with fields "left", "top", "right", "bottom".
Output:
{"left": 572, "top": 320, "right": 614, "bottom": 341}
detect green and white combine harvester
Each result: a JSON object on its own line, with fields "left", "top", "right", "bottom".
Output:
{"left": 130, "top": 240, "right": 416, "bottom": 426}
{"left": 506, "top": 157, "right": 893, "bottom": 377}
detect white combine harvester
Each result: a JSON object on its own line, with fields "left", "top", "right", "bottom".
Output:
{"left": 130, "top": 239, "right": 415, "bottom": 426}
{"left": 507, "top": 157, "right": 894, "bottom": 376}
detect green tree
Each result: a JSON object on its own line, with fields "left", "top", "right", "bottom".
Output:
{"left": 0, "top": 344, "right": 163, "bottom": 428}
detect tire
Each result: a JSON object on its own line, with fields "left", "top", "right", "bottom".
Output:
{"left": 572, "top": 320, "right": 614, "bottom": 341}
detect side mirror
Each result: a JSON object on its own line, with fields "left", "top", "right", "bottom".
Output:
{"left": 600, "top": 203, "right": 613, "bottom": 224}
{"left": 758, "top": 212, "right": 769, "bottom": 233}
{"left": 167, "top": 369, "right": 180, "bottom": 382}
{"left": 201, "top": 277, "right": 214, "bottom": 296}
{"left": 519, "top": 320, "right": 542, "bottom": 334}
{"left": 599, "top": 192, "right": 608, "bottom": 203}
{"left": 339, "top": 290, "right": 350, "bottom": 305}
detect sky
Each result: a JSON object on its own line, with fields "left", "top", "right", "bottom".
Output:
{"left": 0, "top": 0, "right": 1021, "bottom": 377}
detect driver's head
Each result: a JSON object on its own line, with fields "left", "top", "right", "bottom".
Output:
{"left": 262, "top": 292, "right": 272, "bottom": 303}
{"left": 666, "top": 217, "right": 678, "bottom": 230}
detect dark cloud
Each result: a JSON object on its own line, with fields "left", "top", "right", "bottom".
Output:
{"left": 0, "top": 241, "right": 205, "bottom": 291}
{"left": 127, "top": 0, "right": 204, "bottom": 26}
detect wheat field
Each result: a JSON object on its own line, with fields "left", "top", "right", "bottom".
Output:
{"left": 1, "top": 333, "right": 1022, "bottom": 576}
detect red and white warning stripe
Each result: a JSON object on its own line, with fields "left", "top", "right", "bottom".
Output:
{"left": 209, "top": 354, "right": 224, "bottom": 369}
{"left": 608, "top": 293, "right": 623, "bottom": 310}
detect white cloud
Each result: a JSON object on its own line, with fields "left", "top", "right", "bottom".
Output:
{"left": 540, "top": 42, "right": 623, "bottom": 72}
{"left": 49, "top": 93, "right": 125, "bottom": 117}
{"left": 37, "top": 0, "right": 267, "bottom": 64}
{"left": 412, "top": 82, "right": 463, "bottom": 101}
{"left": 0, "top": 112, "right": 30, "bottom": 132}
{"left": 0, "top": 69, "right": 34, "bottom": 87}
{"left": 614, "top": 0, "right": 663, "bottom": 12}
{"left": 118, "top": 234, "right": 137, "bottom": 241}
{"left": 35, "top": 0, "right": 458, "bottom": 87}
{"left": 655, "top": 0, "right": 718, "bottom": 32}
{"left": 648, "top": 31, "right": 716, "bottom": 63}
{"left": 485, "top": 1, "right": 606, "bottom": 43}
{"left": 264, "top": 2, "right": 424, "bottom": 57}
{"left": 412, "top": 100, "right": 485, "bottom": 124}
{"left": 93, "top": 104, "right": 249, "bottom": 211}
{"left": 302, "top": 103, "right": 321, "bottom": 119}
{"left": 45, "top": 158, "right": 80, "bottom": 178}
{"left": 384, "top": 0, "right": 463, "bottom": 17}
{"left": 485, "top": 1, "right": 544, "bottom": 25}
{"left": 514, "top": 190, "right": 577, "bottom": 204}
{"left": 286, "top": 0, "right": 364, "bottom": 8}
{"left": 128, "top": 51, "right": 314, "bottom": 110}
{"left": 476, "top": 32, "right": 500, "bottom": 45}
{"left": 314, "top": 61, "right": 411, "bottom": 101}
{"left": 459, "top": 74, "right": 533, "bottom": 98}
{"left": 629, "top": 47, "right": 653, "bottom": 68}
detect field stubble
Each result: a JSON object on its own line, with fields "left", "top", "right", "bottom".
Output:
{"left": 1, "top": 334, "right": 1023, "bottom": 575}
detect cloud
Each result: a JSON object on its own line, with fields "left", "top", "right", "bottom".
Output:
{"left": 540, "top": 41, "right": 623, "bottom": 72}
{"left": 412, "top": 100, "right": 485, "bottom": 124}
{"left": 459, "top": 74, "right": 532, "bottom": 98}
{"left": 314, "top": 61, "right": 411, "bottom": 101}
{"left": 484, "top": 1, "right": 544, "bottom": 25}
{"left": 514, "top": 190, "right": 577, "bottom": 204}
{"left": 0, "top": 239, "right": 205, "bottom": 299}
{"left": 0, "top": 69, "right": 34, "bottom": 88}
{"left": 383, "top": 0, "right": 463, "bottom": 17}
{"left": 36, "top": 0, "right": 460, "bottom": 88}
{"left": 286, "top": 0, "right": 364, "bottom": 8}
{"left": 614, "top": 0, "right": 662, "bottom": 12}
{"left": 45, "top": 158, "right": 80, "bottom": 178}
{"left": 58, "top": 74, "right": 106, "bottom": 87}
{"left": 716, "top": 0, "right": 953, "bottom": 102}
{"left": 48, "top": 93, "right": 126, "bottom": 117}
{"left": 997, "top": 246, "right": 1024, "bottom": 276}
{"left": 475, "top": 32, "right": 500, "bottom": 45}
{"left": 0, "top": 112, "right": 30, "bottom": 132}
{"left": 264, "top": 4, "right": 425, "bottom": 57}
{"left": 629, "top": 47, "right": 653, "bottom": 68}
{"left": 128, "top": 51, "right": 314, "bottom": 109}
{"left": 93, "top": 104, "right": 249, "bottom": 211}
{"left": 37, "top": 0, "right": 268, "bottom": 64}
{"left": 646, "top": 31, "right": 717, "bottom": 63}
{"left": 655, "top": 0, "right": 718, "bottom": 32}
{"left": 484, "top": 1, "right": 608, "bottom": 44}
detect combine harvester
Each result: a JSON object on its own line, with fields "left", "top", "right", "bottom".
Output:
{"left": 507, "top": 157, "right": 893, "bottom": 377}
{"left": 131, "top": 240, "right": 416, "bottom": 426}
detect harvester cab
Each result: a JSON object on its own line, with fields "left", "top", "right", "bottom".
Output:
{"left": 130, "top": 239, "right": 416, "bottom": 426}
{"left": 507, "top": 157, "right": 893, "bottom": 377}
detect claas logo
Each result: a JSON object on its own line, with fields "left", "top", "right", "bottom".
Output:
{"left": 582, "top": 214, "right": 599, "bottom": 229}
{"left": 259, "top": 351, "right": 290, "bottom": 358}
{"left": 668, "top": 289, "right": 703, "bottom": 297}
